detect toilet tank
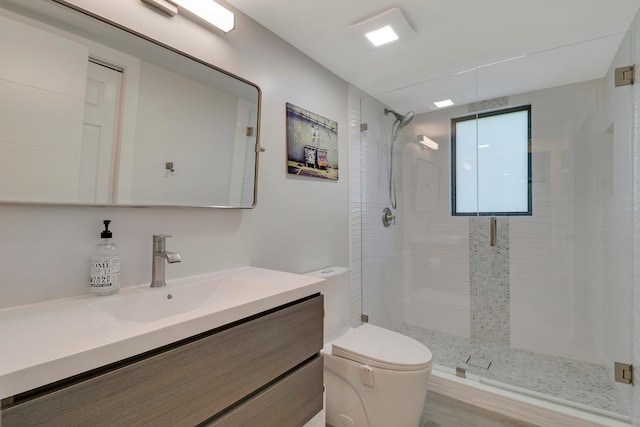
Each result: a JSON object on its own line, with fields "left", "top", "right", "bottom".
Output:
{"left": 305, "top": 267, "right": 351, "bottom": 343}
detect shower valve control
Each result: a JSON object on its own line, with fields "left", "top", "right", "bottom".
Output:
{"left": 382, "top": 207, "right": 395, "bottom": 227}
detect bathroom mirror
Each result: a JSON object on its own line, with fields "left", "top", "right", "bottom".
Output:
{"left": 0, "top": 0, "right": 260, "bottom": 208}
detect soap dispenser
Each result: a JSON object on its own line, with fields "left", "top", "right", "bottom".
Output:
{"left": 90, "top": 220, "right": 120, "bottom": 296}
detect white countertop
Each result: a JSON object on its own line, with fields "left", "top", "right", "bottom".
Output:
{"left": 0, "top": 267, "right": 324, "bottom": 398}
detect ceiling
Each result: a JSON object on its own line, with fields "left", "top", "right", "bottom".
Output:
{"left": 225, "top": 0, "right": 640, "bottom": 115}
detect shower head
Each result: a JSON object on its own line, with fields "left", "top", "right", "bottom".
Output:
{"left": 384, "top": 108, "right": 414, "bottom": 128}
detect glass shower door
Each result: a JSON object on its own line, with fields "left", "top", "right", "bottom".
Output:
{"left": 471, "top": 34, "right": 634, "bottom": 420}
{"left": 356, "top": 28, "right": 634, "bottom": 422}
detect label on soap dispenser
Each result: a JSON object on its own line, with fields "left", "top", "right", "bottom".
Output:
{"left": 90, "top": 256, "right": 121, "bottom": 290}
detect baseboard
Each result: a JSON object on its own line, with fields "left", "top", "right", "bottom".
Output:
{"left": 429, "top": 370, "right": 631, "bottom": 427}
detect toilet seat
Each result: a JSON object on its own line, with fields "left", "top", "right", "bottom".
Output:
{"left": 330, "top": 324, "right": 432, "bottom": 371}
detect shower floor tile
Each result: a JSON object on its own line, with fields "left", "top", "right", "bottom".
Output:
{"left": 401, "top": 324, "right": 629, "bottom": 419}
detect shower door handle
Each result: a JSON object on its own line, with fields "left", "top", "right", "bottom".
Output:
{"left": 490, "top": 217, "right": 497, "bottom": 246}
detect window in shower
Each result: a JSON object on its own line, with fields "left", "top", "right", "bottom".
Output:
{"left": 451, "top": 105, "right": 531, "bottom": 216}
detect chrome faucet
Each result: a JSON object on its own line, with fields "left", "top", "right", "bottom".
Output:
{"left": 151, "top": 234, "right": 181, "bottom": 287}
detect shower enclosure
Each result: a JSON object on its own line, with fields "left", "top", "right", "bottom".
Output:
{"left": 351, "top": 28, "right": 635, "bottom": 423}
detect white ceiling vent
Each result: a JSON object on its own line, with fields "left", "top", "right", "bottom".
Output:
{"left": 347, "top": 7, "right": 415, "bottom": 49}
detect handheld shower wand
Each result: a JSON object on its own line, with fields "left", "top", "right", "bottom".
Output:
{"left": 384, "top": 108, "right": 414, "bottom": 210}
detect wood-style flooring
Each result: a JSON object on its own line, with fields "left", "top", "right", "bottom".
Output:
{"left": 421, "top": 392, "right": 540, "bottom": 427}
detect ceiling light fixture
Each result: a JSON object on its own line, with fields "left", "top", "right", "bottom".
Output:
{"left": 434, "top": 99, "right": 454, "bottom": 108}
{"left": 365, "top": 25, "right": 399, "bottom": 47}
{"left": 170, "top": 0, "right": 235, "bottom": 33}
{"left": 418, "top": 135, "right": 439, "bottom": 150}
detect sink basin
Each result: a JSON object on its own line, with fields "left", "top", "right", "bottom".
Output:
{"left": 90, "top": 277, "right": 272, "bottom": 324}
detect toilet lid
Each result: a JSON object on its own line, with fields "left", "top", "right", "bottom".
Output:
{"left": 331, "top": 324, "right": 432, "bottom": 371}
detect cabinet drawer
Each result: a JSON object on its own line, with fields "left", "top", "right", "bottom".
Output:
{"left": 2, "top": 295, "right": 323, "bottom": 427}
{"left": 207, "top": 355, "right": 323, "bottom": 427}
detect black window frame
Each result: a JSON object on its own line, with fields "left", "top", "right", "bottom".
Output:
{"left": 451, "top": 104, "right": 532, "bottom": 217}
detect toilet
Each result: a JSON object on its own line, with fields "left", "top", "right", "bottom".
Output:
{"left": 306, "top": 267, "right": 432, "bottom": 427}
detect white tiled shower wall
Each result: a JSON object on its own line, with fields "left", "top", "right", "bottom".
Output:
{"left": 349, "top": 85, "right": 405, "bottom": 330}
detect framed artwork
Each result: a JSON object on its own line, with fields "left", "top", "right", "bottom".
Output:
{"left": 286, "top": 102, "right": 338, "bottom": 180}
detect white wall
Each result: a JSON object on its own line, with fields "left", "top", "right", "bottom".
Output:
{"left": 0, "top": 0, "right": 349, "bottom": 309}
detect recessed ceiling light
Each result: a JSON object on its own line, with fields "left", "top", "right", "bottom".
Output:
{"left": 365, "top": 25, "right": 399, "bottom": 47}
{"left": 434, "top": 99, "right": 454, "bottom": 108}
{"left": 347, "top": 7, "right": 414, "bottom": 49}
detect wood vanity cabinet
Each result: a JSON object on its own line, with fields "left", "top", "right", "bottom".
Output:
{"left": 1, "top": 294, "right": 324, "bottom": 427}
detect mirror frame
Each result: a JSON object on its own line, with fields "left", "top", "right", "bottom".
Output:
{"left": 0, "top": 0, "right": 261, "bottom": 209}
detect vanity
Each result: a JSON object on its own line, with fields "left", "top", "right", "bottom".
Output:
{"left": 0, "top": 267, "right": 325, "bottom": 426}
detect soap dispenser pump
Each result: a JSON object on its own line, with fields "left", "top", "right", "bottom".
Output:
{"left": 90, "top": 220, "right": 120, "bottom": 296}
